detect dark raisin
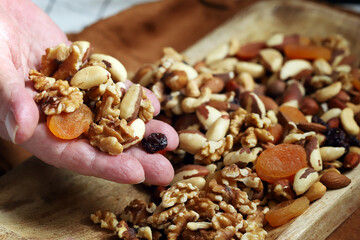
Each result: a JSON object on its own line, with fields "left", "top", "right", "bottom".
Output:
{"left": 347, "top": 135, "right": 360, "bottom": 147}
{"left": 312, "top": 115, "right": 327, "bottom": 127}
{"left": 325, "top": 127, "right": 348, "bottom": 149}
{"left": 141, "top": 133, "right": 168, "bottom": 154}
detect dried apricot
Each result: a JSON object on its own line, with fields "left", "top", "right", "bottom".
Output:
{"left": 284, "top": 44, "right": 331, "bottom": 61}
{"left": 279, "top": 105, "right": 308, "bottom": 124}
{"left": 255, "top": 144, "right": 307, "bottom": 183}
{"left": 235, "top": 42, "right": 265, "bottom": 60}
{"left": 265, "top": 196, "right": 310, "bottom": 227}
{"left": 47, "top": 104, "right": 93, "bottom": 140}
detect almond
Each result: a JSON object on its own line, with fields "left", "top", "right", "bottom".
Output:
{"left": 320, "top": 171, "right": 351, "bottom": 189}
{"left": 207, "top": 100, "right": 239, "bottom": 112}
{"left": 266, "top": 78, "right": 286, "bottom": 98}
{"left": 328, "top": 97, "right": 347, "bottom": 109}
{"left": 343, "top": 152, "right": 360, "bottom": 169}
{"left": 335, "top": 90, "right": 350, "bottom": 102}
{"left": 259, "top": 95, "right": 279, "bottom": 112}
{"left": 200, "top": 77, "right": 225, "bottom": 93}
{"left": 327, "top": 117, "right": 340, "bottom": 128}
{"left": 297, "top": 122, "right": 327, "bottom": 133}
{"left": 300, "top": 97, "right": 319, "bottom": 115}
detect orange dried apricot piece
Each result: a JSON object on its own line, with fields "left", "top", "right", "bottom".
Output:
{"left": 255, "top": 144, "right": 307, "bottom": 183}
{"left": 267, "top": 123, "right": 284, "bottom": 144}
{"left": 265, "top": 196, "right": 310, "bottom": 227}
{"left": 284, "top": 44, "right": 331, "bottom": 61}
{"left": 235, "top": 42, "right": 265, "bottom": 60}
{"left": 47, "top": 104, "right": 93, "bottom": 140}
{"left": 279, "top": 105, "right": 308, "bottom": 124}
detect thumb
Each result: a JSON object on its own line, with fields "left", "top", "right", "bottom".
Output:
{"left": 0, "top": 68, "right": 39, "bottom": 144}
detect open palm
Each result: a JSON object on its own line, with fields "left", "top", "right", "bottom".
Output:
{"left": 0, "top": 0, "right": 178, "bottom": 185}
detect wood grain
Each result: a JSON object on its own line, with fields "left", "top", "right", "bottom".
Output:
{"left": 0, "top": 157, "right": 151, "bottom": 240}
{"left": 0, "top": 0, "right": 360, "bottom": 239}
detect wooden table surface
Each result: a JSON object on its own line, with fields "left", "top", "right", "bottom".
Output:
{"left": 0, "top": 0, "right": 359, "bottom": 239}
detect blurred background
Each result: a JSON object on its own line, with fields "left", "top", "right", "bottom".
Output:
{"left": 32, "top": 0, "right": 360, "bottom": 34}
{"left": 32, "top": 0, "right": 157, "bottom": 33}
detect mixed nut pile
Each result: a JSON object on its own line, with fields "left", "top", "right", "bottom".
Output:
{"left": 30, "top": 41, "right": 155, "bottom": 155}
{"left": 30, "top": 33, "right": 360, "bottom": 239}
{"left": 90, "top": 33, "right": 360, "bottom": 239}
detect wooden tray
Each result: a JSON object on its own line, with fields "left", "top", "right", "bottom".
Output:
{"left": 1, "top": 0, "right": 359, "bottom": 239}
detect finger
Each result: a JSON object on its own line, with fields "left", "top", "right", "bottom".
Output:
{"left": 20, "top": 123, "right": 145, "bottom": 184}
{"left": 125, "top": 80, "right": 160, "bottom": 116}
{"left": 125, "top": 146, "right": 174, "bottom": 186}
{"left": 0, "top": 64, "right": 39, "bottom": 144}
{"left": 144, "top": 119, "right": 179, "bottom": 151}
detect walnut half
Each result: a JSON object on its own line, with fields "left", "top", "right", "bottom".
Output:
{"left": 30, "top": 70, "right": 83, "bottom": 115}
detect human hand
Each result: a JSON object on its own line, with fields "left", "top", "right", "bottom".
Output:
{"left": 0, "top": 0, "right": 178, "bottom": 185}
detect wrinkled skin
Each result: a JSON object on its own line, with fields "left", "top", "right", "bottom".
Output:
{"left": 0, "top": 0, "right": 178, "bottom": 185}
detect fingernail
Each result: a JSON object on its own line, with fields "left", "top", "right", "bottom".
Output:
{"left": 5, "top": 111, "right": 18, "bottom": 144}
{"left": 135, "top": 176, "right": 146, "bottom": 184}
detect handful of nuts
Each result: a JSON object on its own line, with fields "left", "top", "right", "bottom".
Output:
{"left": 30, "top": 41, "right": 155, "bottom": 155}
{"left": 88, "top": 33, "right": 358, "bottom": 239}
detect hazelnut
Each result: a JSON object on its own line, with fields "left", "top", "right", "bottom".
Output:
{"left": 163, "top": 70, "right": 188, "bottom": 91}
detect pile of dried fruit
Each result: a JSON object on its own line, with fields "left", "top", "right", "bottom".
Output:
{"left": 30, "top": 41, "right": 155, "bottom": 155}
{"left": 89, "top": 33, "right": 360, "bottom": 239}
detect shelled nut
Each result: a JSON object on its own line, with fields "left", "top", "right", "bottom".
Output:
{"left": 320, "top": 171, "right": 351, "bottom": 189}
{"left": 293, "top": 168, "right": 318, "bottom": 195}
{"left": 320, "top": 146, "right": 346, "bottom": 162}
